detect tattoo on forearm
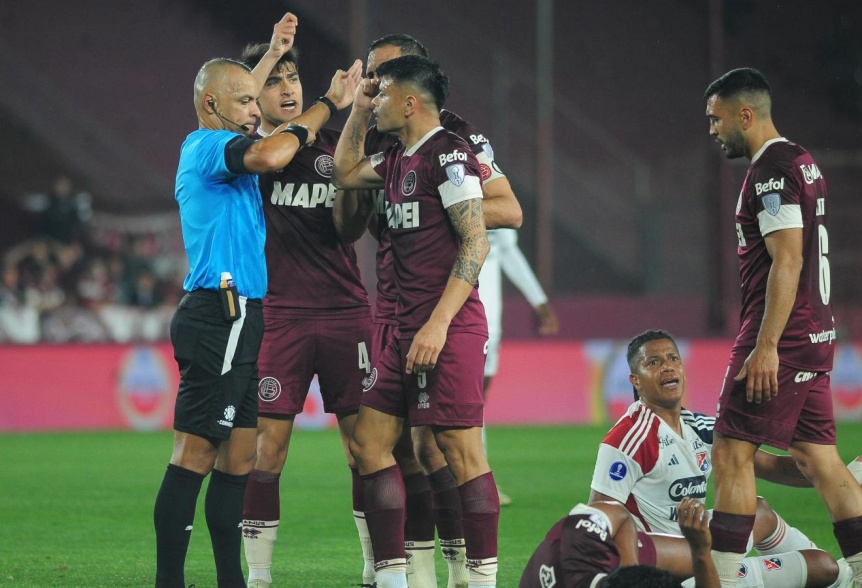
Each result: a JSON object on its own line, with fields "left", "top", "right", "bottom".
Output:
{"left": 348, "top": 119, "right": 365, "bottom": 163}
{"left": 448, "top": 199, "right": 489, "bottom": 285}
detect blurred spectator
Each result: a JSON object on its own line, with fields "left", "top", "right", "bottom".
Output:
{"left": 24, "top": 175, "right": 93, "bottom": 244}
{"left": 1, "top": 197, "right": 185, "bottom": 344}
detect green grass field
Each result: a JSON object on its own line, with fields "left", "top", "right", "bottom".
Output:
{"left": 1, "top": 423, "right": 861, "bottom": 587}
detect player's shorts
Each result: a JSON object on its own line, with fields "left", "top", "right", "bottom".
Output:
{"left": 170, "top": 290, "right": 263, "bottom": 441}
{"left": 362, "top": 330, "right": 487, "bottom": 427}
{"left": 714, "top": 347, "right": 836, "bottom": 450}
{"left": 372, "top": 320, "right": 398, "bottom": 364}
{"left": 484, "top": 332, "right": 502, "bottom": 377}
{"left": 519, "top": 504, "right": 618, "bottom": 588}
{"left": 257, "top": 312, "right": 373, "bottom": 416}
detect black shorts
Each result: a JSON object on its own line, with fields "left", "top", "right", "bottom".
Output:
{"left": 170, "top": 290, "right": 264, "bottom": 441}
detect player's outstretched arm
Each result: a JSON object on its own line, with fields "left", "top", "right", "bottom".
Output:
{"left": 678, "top": 497, "right": 720, "bottom": 588}
{"left": 753, "top": 449, "right": 813, "bottom": 487}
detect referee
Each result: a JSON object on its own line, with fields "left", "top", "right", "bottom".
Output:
{"left": 154, "top": 46, "right": 361, "bottom": 587}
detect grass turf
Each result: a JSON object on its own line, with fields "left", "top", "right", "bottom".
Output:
{"left": 1, "top": 423, "right": 860, "bottom": 587}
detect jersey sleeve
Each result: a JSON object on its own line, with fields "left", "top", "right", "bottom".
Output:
{"left": 752, "top": 159, "right": 804, "bottom": 236}
{"left": 590, "top": 443, "right": 643, "bottom": 503}
{"left": 197, "top": 130, "right": 241, "bottom": 181}
{"left": 434, "top": 142, "right": 483, "bottom": 208}
{"left": 494, "top": 228, "right": 549, "bottom": 307}
{"left": 370, "top": 151, "right": 388, "bottom": 178}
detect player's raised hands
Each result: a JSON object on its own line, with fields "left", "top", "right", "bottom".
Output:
{"left": 324, "top": 59, "right": 364, "bottom": 111}
{"left": 353, "top": 78, "right": 379, "bottom": 113}
{"left": 268, "top": 12, "right": 298, "bottom": 58}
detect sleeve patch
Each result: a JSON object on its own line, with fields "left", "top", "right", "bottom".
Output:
{"left": 446, "top": 163, "right": 466, "bottom": 187}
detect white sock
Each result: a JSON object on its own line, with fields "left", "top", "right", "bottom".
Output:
{"left": 736, "top": 551, "right": 807, "bottom": 588}
{"left": 847, "top": 552, "right": 862, "bottom": 584}
{"left": 353, "top": 510, "right": 376, "bottom": 585}
{"left": 406, "top": 540, "right": 437, "bottom": 588}
{"left": 847, "top": 459, "right": 862, "bottom": 485}
{"left": 375, "top": 564, "right": 408, "bottom": 588}
{"left": 467, "top": 556, "right": 497, "bottom": 587}
{"left": 754, "top": 515, "right": 816, "bottom": 554}
{"left": 711, "top": 549, "right": 745, "bottom": 586}
{"left": 440, "top": 538, "right": 469, "bottom": 588}
{"left": 827, "top": 558, "right": 852, "bottom": 588}
{"left": 242, "top": 518, "right": 278, "bottom": 583}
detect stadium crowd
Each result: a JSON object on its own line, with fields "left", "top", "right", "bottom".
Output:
{"left": 0, "top": 176, "right": 187, "bottom": 344}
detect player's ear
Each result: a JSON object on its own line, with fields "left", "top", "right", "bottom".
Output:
{"left": 739, "top": 107, "right": 753, "bottom": 130}
{"left": 629, "top": 373, "right": 640, "bottom": 392}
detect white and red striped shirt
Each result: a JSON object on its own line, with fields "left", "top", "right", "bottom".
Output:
{"left": 590, "top": 401, "right": 714, "bottom": 534}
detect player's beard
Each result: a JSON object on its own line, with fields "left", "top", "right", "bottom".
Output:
{"left": 721, "top": 125, "right": 746, "bottom": 159}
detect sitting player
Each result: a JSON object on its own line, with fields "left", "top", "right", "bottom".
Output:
{"left": 588, "top": 329, "right": 845, "bottom": 588}
{"left": 519, "top": 496, "right": 719, "bottom": 588}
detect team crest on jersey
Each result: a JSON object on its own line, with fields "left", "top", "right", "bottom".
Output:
{"left": 609, "top": 461, "right": 628, "bottom": 481}
{"left": 446, "top": 164, "right": 466, "bottom": 187}
{"left": 761, "top": 192, "right": 781, "bottom": 216}
{"left": 538, "top": 564, "right": 557, "bottom": 587}
{"left": 258, "top": 377, "right": 282, "bottom": 402}
{"left": 696, "top": 451, "right": 709, "bottom": 472}
{"left": 763, "top": 557, "right": 782, "bottom": 571}
{"left": 314, "top": 154, "right": 334, "bottom": 178}
{"left": 362, "top": 368, "right": 378, "bottom": 392}
{"left": 402, "top": 170, "right": 417, "bottom": 196}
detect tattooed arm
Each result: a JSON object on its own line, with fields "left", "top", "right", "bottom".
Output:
{"left": 332, "top": 79, "right": 383, "bottom": 190}
{"left": 406, "top": 197, "right": 490, "bottom": 374}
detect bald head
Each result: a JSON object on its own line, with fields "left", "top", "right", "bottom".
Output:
{"left": 194, "top": 58, "right": 250, "bottom": 110}
{"left": 192, "top": 58, "right": 260, "bottom": 134}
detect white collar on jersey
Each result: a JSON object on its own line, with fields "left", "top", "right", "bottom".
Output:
{"left": 256, "top": 127, "right": 270, "bottom": 138}
{"left": 404, "top": 126, "right": 444, "bottom": 156}
{"left": 751, "top": 137, "right": 787, "bottom": 164}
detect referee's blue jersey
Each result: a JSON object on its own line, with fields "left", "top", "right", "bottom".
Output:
{"left": 175, "top": 129, "right": 267, "bottom": 299}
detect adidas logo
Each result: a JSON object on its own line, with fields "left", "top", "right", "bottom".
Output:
{"left": 668, "top": 454, "right": 680, "bottom": 466}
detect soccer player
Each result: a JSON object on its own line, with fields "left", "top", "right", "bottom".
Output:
{"left": 703, "top": 67, "right": 862, "bottom": 586}
{"left": 589, "top": 330, "right": 843, "bottom": 587}
{"left": 235, "top": 18, "right": 371, "bottom": 588}
{"left": 333, "top": 34, "right": 523, "bottom": 588}
{"left": 478, "top": 227, "right": 558, "bottom": 506}
{"left": 332, "top": 55, "right": 498, "bottom": 588}
{"left": 154, "top": 34, "right": 356, "bottom": 586}
{"left": 520, "top": 497, "right": 719, "bottom": 588}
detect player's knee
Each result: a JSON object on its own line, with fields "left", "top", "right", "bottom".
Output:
{"left": 801, "top": 549, "right": 839, "bottom": 587}
{"left": 752, "top": 496, "right": 779, "bottom": 543}
{"left": 414, "top": 439, "right": 447, "bottom": 474}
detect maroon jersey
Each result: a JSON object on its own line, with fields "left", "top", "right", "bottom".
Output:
{"left": 735, "top": 138, "right": 834, "bottom": 371}
{"left": 258, "top": 127, "right": 370, "bottom": 318}
{"left": 369, "top": 127, "right": 487, "bottom": 337}
{"left": 365, "top": 110, "right": 503, "bottom": 327}
{"left": 519, "top": 505, "right": 620, "bottom": 588}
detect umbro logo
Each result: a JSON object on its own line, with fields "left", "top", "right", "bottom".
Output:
{"left": 668, "top": 454, "right": 680, "bottom": 466}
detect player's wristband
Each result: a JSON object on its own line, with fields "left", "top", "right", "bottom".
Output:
{"left": 314, "top": 96, "right": 338, "bottom": 116}
{"left": 281, "top": 123, "right": 309, "bottom": 146}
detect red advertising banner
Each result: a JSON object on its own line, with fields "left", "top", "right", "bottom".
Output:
{"left": 2, "top": 340, "right": 862, "bottom": 432}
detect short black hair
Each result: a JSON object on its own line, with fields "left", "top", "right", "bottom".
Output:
{"left": 601, "top": 565, "right": 681, "bottom": 588}
{"left": 367, "top": 34, "right": 429, "bottom": 58}
{"left": 239, "top": 42, "right": 300, "bottom": 72}
{"left": 703, "top": 67, "right": 771, "bottom": 102}
{"left": 375, "top": 55, "right": 449, "bottom": 112}
{"left": 627, "top": 329, "right": 678, "bottom": 401}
